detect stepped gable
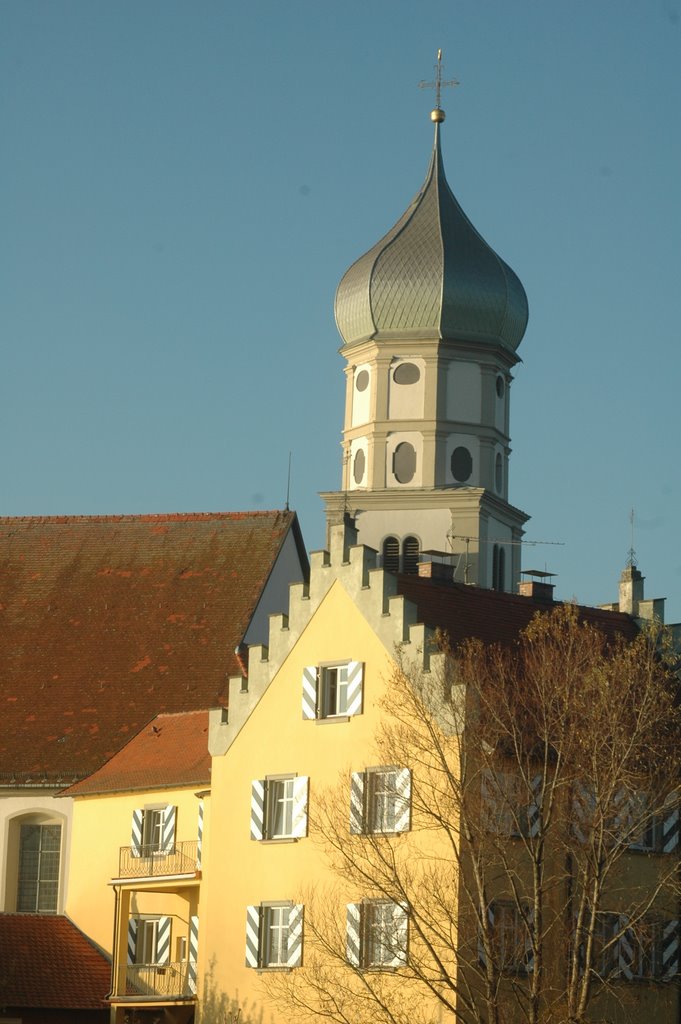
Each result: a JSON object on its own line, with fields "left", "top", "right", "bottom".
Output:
{"left": 0, "top": 510, "right": 302, "bottom": 782}
{"left": 62, "top": 709, "right": 211, "bottom": 797}
{"left": 0, "top": 913, "right": 110, "bottom": 1010}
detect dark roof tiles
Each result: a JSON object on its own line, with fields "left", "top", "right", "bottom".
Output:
{"left": 0, "top": 511, "right": 300, "bottom": 781}
{"left": 0, "top": 914, "right": 110, "bottom": 1009}
{"left": 63, "top": 709, "right": 211, "bottom": 796}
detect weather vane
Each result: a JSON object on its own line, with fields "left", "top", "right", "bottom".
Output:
{"left": 627, "top": 508, "right": 638, "bottom": 568}
{"left": 418, "top": 48, "right": 459, "bottom": 122}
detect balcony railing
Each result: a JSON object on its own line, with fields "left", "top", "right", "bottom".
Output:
{"left": 118, "top": 840, "right": 199, "bottom": 878}
{"left": 120, "top": 961, "right": 196, "bottom": 999}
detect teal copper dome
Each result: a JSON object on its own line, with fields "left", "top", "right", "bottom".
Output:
{"left": 334, "top": 122, "right": 528, "bottom": 352}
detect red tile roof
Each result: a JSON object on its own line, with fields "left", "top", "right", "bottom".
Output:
{"left": 395, "top": 575, "right": 639, "bottom": 647}
{"left": 63, "top": 710, "right": 211, "bottom": 796}
{"left": 0, "top": 511, "right": 304, "bottom": 783}
{"left": 0, "top": 914, "right": 110, "bottom": 1009}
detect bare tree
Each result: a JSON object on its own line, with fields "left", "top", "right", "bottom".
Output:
{"left": 264, "top": 606, "right": 680, "bottom": 1024}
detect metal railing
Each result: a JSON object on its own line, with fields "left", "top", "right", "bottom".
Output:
{"left": 121, "top": 961, "right": 197, "bottom": 998}
{"left": 118, "top": 840, "right": 199, "bottom": 878}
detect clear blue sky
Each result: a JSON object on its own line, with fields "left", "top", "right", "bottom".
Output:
{"left": 2, "top": 1, "right": 680, "bottom": 619}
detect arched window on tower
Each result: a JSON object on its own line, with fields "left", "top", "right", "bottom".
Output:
{"left": 492, "top": 545, "right": 506, "bottom": 593}
{"left": 382, "top": 537, "right": 399, "bottom": 574}
{"left": 402, "top": 536, "right": 420, "bottom": 575}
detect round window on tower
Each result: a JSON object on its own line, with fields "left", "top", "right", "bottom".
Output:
{"left": 495, "top": 452, "right": 503, "bottom": 493}
{"left": 355, "top": 369, "right": 370, "bottom": 392}
{"left": 451, "top": 446, "right": 472, "bottom": 483}
{"left": 496, "top": 375, "right": 505, "bottom": 399}
{"left": 393, "top": 362, "right": 421, "bottom": 386}
{"left": 393, "top": 442, "right": 416, "bottom": 484}
{"left": 353, "top": 448, "right": 366, "bottom": 485}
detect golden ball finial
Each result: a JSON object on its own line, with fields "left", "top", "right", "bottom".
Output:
{"left": 431, "top": 107, "right": 445, "bottom": 123}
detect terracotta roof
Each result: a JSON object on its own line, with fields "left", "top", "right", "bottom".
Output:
{"left": 0, "top": 914, "right": 110, "bottom": 1009}
{"left": 62, "top": 710, "right": 211, "bottom": 796}
{"left": 0, "top": 511, "right": 304, "bottom": 782}
{"left": 395, "top": 576, "right": 639, "bottom": 647}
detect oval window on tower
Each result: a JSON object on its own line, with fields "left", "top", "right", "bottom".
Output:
{"left": 393, "top": 442, "right": 416, "bottom": 484}
{"left": 353, "top": 449, "right": 366, "bottom": 485}
{"left": 451, "top": 446, "right": 472, "bottom": 483}
{"left": 355, "top": 369, "right": 370, "bottom": 392}
{"left": 382, "top": 536, "right": 399, "bottom": 574}
{"left": 393, "top": 362, "right": 420, "bottom": 386}
{"left": 496, "top": 375, "right": 505, "bottom": 399}
{"left": 495, "top": 452, "right": 503, "bottom": 493}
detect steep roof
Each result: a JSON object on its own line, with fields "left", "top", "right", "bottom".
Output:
{"left": 0, "top": 914, "right": 110, "bottom": 1009}
{"left": 395, "top": 575, "right": 639, "bottom": 647}
{"left": 62, "top": 710, "right": 211, "bottom": 797}
{"left": 335, "top": 121, "right": 528, "bottom": 352}
{"left": 0, "top": 511, "right": 303, "bottom": 783}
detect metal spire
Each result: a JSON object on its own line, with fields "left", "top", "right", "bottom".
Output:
{"left": 418, "top": 48, "right": 459, "bottom": 122}
{"left": 627, "top": 508, "right": 638, "bottom": 568}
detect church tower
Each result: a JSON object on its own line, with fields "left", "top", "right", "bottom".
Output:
{"left": 322, "top": 60, "right": 529, "bottom": 592}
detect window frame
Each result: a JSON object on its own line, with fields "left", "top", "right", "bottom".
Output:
{"left": 250, "top": 775, "right": 308, "bottom": 842}
{"left": 302, "top": 661, "right": 364, "bottom": 722}
{"left": 347, "top": 899, "right": 409, "bottom": 970}
{"left": 245, "top": 902, "right": 304, "bottom": 971}
{"left": 16, "top": 820, "right": 62, "bottom": 914}
{"left": 351, "top": 766, "right": 412, "bottom": 835}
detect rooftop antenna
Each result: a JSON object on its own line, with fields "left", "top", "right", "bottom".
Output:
{"left": 418, "top": 48, "right": 459, "bottom": 120}
{"left": 627, "top": 508, "right": 637, "bottom": 567}
{"left": 284, "top": 452, "right": 292, "bottom": 512}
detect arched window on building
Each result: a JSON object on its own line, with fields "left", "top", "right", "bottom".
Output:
{"left": 11, "top": 816, "right": 62, "bottom": 913}
{"left": 402, "top": 536, "right": 420, "bottom": 576}
{"left": 382, "top": 537, "right": 399, "bottom": 574}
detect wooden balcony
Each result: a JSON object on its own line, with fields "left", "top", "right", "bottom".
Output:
{"left": 118, "top": 840, "right": 199, "bottom": 878}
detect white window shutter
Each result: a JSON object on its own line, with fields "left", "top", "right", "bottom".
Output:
{"left": 188, "top": 915, "right": 199, "bottom": 993}
{"left": 479, "top": 904, "right": 494, "bottom": 967}
{"left": 524, "top": 905, "right": 535, "bottom": 974}
{"left": 389, "top": 902, "right": 409, "bottom": 967}
{"left": 156, "top": 916, "right": 172, "bottom": 965}
{"left": 250, "top": 780, "right": 265, "bottom": 841}
{"left": 287, "top": 904, "right": 304, "bottom": 967}
{"left": 662, "top": 805, "right": 679, "bottom": 853}
{"left": 302, "top": 666, "right": 318, "bottom": 720}
{"left": 527, "top": 774, "right": 543, "bottom": 838}
{"left": 292, "top": 777, "right": 309, "bottom": 838}
{"left": 127, "top": 917, "right": 138, "bottom": 965}
{"left": 345, "top": 661, "right": 364, "bottom": 716}
{"left": 662, "top": 919, "right": 679, "bottom": 980}
{"left": 617, "top": 915, "right": 633, "bottom": 980}
{"left": 196, "top": 799, "right": 204, "bottom": 870}
{"left": 350, "top": 772, "right": 365, "bottom": 834}
{"left": 245, "top": 905, "right": 261, "bottom": 968}
{"left": 161, "top": 805, "right": 176, "bottom": 853}
{"left": 394, "top": 768, "right": 412, "bottom": 833}
{"left": 130, "top": 809, "right": 143, "bottom": 857}
{"left": 346, "top": 903, "right": 361, "bottom": 966}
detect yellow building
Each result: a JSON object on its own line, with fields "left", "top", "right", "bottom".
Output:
{"left": 62, "top": 710, "right": 210, "bottom": 1024}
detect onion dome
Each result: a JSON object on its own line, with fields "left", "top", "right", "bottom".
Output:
{"left": 335, "top": 122, "right": 528, "bottom": 352}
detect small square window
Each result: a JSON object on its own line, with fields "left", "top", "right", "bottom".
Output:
{"left": 302, "top": 662, "right": 364, "bottom": 721}
{"left": 321, "top": 664, "right": 350, "bottom": 717}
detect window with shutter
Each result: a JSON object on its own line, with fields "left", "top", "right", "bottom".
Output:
{"left": 345, "top": 900, "right": 408, "bottom": 969}
{"left": 350, "top": 767, "right": 411, "bottom": 834}
{"left": 250, "top": 777, "right": 308, "bottom": 841}
{"left": 244, "top": 903, "right": 304, "bottom": 969}
{"left": 302, "top": 662, "right": 364, "bottom": 720}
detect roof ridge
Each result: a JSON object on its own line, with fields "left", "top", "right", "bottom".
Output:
{"left": 0, "top": 510, "right": 289, "bottom": 526}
